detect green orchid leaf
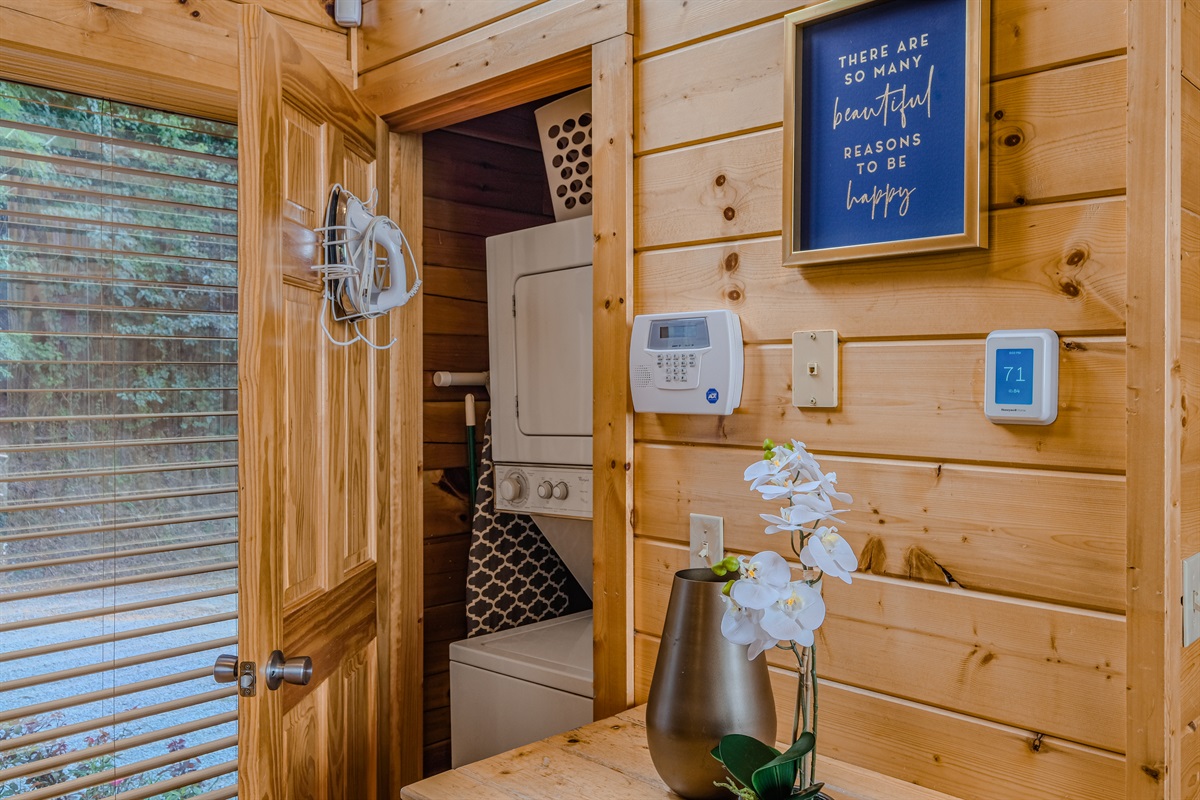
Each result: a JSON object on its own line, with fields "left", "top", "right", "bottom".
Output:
{"left": 714, "top": 734, "right": 780, "bottom": 791}
{"left": 748, "top": 732, "right": 816, "bottom": 800}
{"left": 790, "top": 781, "right": 826, "bottom": 799}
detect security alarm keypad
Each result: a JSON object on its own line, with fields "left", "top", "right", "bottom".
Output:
{"left": 649, "top": 317, "right": 708, "bottom": 388}
{"left": 630, "top": 310, "right": 744, "bottom": 415}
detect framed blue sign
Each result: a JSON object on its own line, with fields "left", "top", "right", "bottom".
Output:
{"left": 783, "top": 0, "right": 989, "bottom": 266}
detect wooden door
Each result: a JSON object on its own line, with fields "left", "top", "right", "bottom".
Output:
{"left": 237, "top": 7, "right": 394, "bottom": 798}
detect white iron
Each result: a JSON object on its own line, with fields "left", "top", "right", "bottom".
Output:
{"left": 313, "top": 184, "right": 420, "bottom": 349}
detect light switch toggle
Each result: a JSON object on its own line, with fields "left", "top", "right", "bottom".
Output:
{"left": 793, "top": 330, "right": 839, "bottom": 409}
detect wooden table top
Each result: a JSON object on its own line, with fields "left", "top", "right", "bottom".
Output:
{"left": 400, "top": 706, "right": 961, "bottom": 800}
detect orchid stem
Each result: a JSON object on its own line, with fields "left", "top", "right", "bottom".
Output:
{"left": 810, "top": 643, "right": 819, "bottom": 787}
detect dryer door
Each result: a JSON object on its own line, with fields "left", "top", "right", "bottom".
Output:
{"left": 513, "top": 264, "right": 593, "bottom": 443}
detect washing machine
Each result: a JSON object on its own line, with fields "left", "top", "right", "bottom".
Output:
{"left": 449, "top": 610, "right": 594, "bottom": 766}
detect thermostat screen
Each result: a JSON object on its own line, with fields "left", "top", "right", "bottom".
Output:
{"left": 994, "top": 348, "right": 1034, "bottom": 405}
{"left": 648, "top": 317, "right": 710, "bottom": 350}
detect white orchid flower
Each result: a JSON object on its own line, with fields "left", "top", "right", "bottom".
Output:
{"left": 720, "top": 598, "right": 778, "bottom": 661}
{"left": 760, "top": 509, "right": 803, "bottom": 535}
{"left": 761, "top": 581, "right": 826, "bottom": 647}
{"left": 729, "top": 551, "right": 790, "bottom": 609}
{"left": 800, "top": 526, "right": 859, "bottom": 584}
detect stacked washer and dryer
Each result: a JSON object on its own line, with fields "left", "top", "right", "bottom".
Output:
{"left": 447, "top": 213, "right": 596, "bottom": 767}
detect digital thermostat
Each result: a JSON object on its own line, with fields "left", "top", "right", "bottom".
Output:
{"left": 984, "top": 329, "right": 1059, "bottom": 425}
{"left": 629, "top": 310, "right": 744, "bottom": 415}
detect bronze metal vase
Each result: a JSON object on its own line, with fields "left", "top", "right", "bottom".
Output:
{"left": 646, "top": 568, "right": 777, "bottom": 800}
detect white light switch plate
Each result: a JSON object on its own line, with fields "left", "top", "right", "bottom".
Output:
{"left": 689, "top": 513, "right": 724, "bottom": 569}
{"left": 793, "top": 330, "right": 839, "bottom": 408}
{"left": 1186, "top": 553, "right": 1200, "bottom": 646}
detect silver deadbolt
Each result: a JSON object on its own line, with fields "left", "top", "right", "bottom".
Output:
{"left": 265, "top": 650, "right": 313, "bottom": 690}
{"left": 213, "top": 654, "right": 257, "bottom": 697}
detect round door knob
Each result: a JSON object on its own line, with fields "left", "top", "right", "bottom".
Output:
{"left": 499, "top": 475, "right": 524, "bottom": 501}
{"left": 213, "top": 654, "right": 238, "bottom": 684}
{"left": 265, "top": 650, "right": 313, "bottom": 691}
{"left": 537, "top": 481, "right": 553, "bottom": 499}
{"left": 552, "top": 481, "right": 569, "bottom": 500}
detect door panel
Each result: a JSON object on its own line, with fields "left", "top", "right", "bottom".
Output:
{"left": 238, "top": 6, "right": 391, "bottom": 798}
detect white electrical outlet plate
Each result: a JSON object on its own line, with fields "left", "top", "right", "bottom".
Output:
{"left": 793, "top": 330, "right": 839, "bottom": 408}
{"left": 689, "top": 513, "right": 724, "bottom": 569}
{"left": 1185, "top": 553, "right": 1200, "bottom": 646}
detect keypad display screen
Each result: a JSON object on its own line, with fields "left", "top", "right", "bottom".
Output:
{"left": 647, "top": 317, "right": 710, "bottom": 350}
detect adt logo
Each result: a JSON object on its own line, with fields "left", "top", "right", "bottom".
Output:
{"left": 705, "top": 388, "right": 719, "bottom": 405}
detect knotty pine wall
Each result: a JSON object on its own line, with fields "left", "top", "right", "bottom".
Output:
{"left": 630, "top": 2, "right": 1128, "bottom": 799}
{"left": 420, "top": 103, "right": 556, "bottom": 773}
{"left": 0, "top": 0, "right": 353, "bottom": 115}
{"left": 1181, "top": 0, "right": 1200, "bottom": 793}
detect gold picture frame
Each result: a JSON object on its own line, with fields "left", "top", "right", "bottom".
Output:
{"left": 783, "top": 0, "right": 989, "bottom": 267}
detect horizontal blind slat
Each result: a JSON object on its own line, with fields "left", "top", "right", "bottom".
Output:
{"left": 0, "top": 610, "right": 237, "bottom": 662}
{"left": 2, "top": 459, "right": 238, "bottom": 486}
{"left": 0, "top": 587, "right": 237, "bottom": 633}
{"left": 1, "top": 511, "right": 236, "bottom": 545}
{"left": 0, "top": 537, "right": 238, "bottom": 575}
{"left": 100, "top": 760, "right": 239, "bottom": 800}
{"left": 0, "top": 710, "right": 237, "bottom": 784}
{"left": 12, "top": 735, "right": 238, "bottom": 800}
{"left": 2, "top": 483, "right": 236, "bottom": 513}
{"left": 0, "top": 666, "right": 214, "bottom": 723}
{"left": 0, "top": 635, "right": 238, "bottom": 693}
{"left": 2, "top": 685, "right": 237, "bottom": 750}
{"left": 0, "top": 561, "right": 237, "bottom": 603}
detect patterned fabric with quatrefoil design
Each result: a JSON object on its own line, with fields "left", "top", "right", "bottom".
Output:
{"left": 465, "top": 412, "right": 590, "bottom": 637}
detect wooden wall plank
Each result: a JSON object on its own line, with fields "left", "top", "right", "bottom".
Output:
{"left": 231, "top": 0, "right": 340, "bottom": 32}
{"left": 359, "top": 0, "right": 544, "bottom": 72}
{"left": 424, "top": 400, "right": 490, "bottom": 443}
{"left": 634, "top": 0, "right": 1125, "bottom": 74}
{"left": 388, "top": 131, "right": 425, "bottom": 787}
{"left": 634, "top": 443, "right": 1125, "bottom": 612}
{"left": 633, "top": 635, "right": 1125, "bottom": 800}
{"left": 0, "top": 0, "right": 352, "bottom": 125}
{"left": 990, "top": 57, "right": 1126, "bottom": 208}
{"left": 991, "top": 0, "right": 1126, "bottom": 79}
{"left": 424, "top": 130, "right": 552, "bottom": 215}
{"left": 634, "top": 23, "right": 1124, "bottom": 163}
{"left": 424, "top": 335, "right": 490, "bottom": 373}
{"left": 635, "top": 128, "right": 783, "bottom": 250}
{"left": 422, "top": 265, "right": 489, "bottom": 304}
{"left": 424, "top": 533, "right": 470, "bottom": 606}
{"left": 636, "top": 59, "right": 1126, "bottom": 250}
{"left": 1125, "top": 0, "right": 1184, "bottom": 796}
{"left": 1184, "top": 211, "right": 1200, "bottom": 342}
{"left": 423, "top": 229, "right": 488, "bottom": 272}
{"left": 0, "top": 0, "right": 238, "bottom": 120}
{"left": 1187, "top": 0, "right": 1200, "bottom": 89}
{"left": 591, "top": 32, "right": 636, "bottom": 720}
{"left": 355, "top": 0, "right": 625, "bottom": 130}
{"left": 635, "top": 339, "right": 1126, "bottom": 472}
{"left": 424, "top": 470, "right": 472, "bottom": 540}
{"left": 1186, "top": 80, "right": 1200, "bottom": 217}
{"left": 424, "top": 196, "right": 552, "bottom": 237}
{"left": 635, "top": 20, "right": 783, "bottom": 155}
{"left": 635, "top": 199, "right": 1126, "bottom": 341}
{"left": 635, "top": 539, "right": 1125, "bottom": 752}
{"left": 634, "top": 0, "right": 807, "bottom": 59}
{"left": 423, "top": 296, "right": 488, "bottom": 336}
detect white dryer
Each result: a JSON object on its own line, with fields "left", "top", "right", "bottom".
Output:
{"left": 486, "top": 215, "right": 593, "bottom": 521}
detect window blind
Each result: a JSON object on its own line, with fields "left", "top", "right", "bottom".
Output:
{"left": 0, "top": 80, "right": 238, "bottom": 799}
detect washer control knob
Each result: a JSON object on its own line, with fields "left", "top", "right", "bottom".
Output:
{"left": 537, "top": 481, "right": 553, "bottom": 499}
{"left": 498, "top": 474, "right": 525, "bottom": 502}
{"left": 552, "top": 481, "right": 569, "bottom": 500}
